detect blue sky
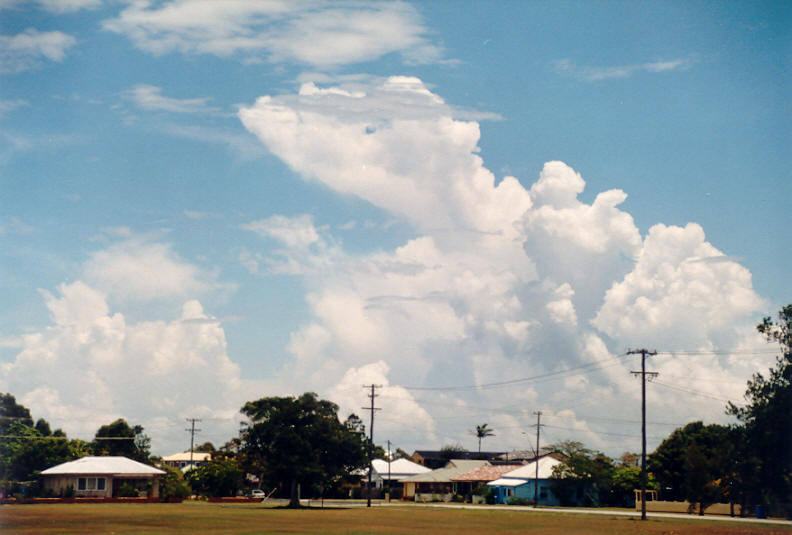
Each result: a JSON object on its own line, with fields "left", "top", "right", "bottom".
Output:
{"left": 1, "top": 0, "right": 789, "bottom": 456}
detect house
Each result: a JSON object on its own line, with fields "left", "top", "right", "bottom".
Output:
{"left": 401, "top": 459, "right": 490, "bottom": 501}
{"left": 367, "top": 458, "right": 431, "bottom": 490}
{"left": 41, "top": 456, "right": 165, "bottom": 498}
{"left": 487, "top": 454, "right": 563, "bottom": 505}
{"left": 451, "top": 464, "right": 524, "bottom": 498}
{"left": 161, "top": 451, "right": 212, "bottom": 471}
{"left": 411, "top": 450, "right": 506, "bottom": 469}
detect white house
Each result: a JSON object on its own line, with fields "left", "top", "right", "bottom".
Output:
{"left": 368, "top": 458, "right": 431, "bottom": 489}
{"left": 161, "top": 451, "right": 212, "bottom": 471}
{"left": 41, "top": 456, "right": 165, "bottom": 498}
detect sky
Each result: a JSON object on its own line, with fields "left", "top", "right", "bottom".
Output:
{"left": 1, "top": 0, "right": 790, "bottom": 458}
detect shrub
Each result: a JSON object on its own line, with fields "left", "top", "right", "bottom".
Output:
{"left": 482, "top": 487, "right": 495, "bottom": 505}
{"left": 118, "top": 483, "right": 139, "bottom": 497}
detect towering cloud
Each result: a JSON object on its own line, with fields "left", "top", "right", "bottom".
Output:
{"left": 239, "top": 77, "right": 765, "bottom": 450}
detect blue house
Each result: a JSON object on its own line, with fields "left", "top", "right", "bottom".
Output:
{"left": 487, "top": 455, "right": 563, "bottom": 505}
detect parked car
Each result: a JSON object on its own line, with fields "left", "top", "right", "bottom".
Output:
{"left": 249, "top": 489, "right": 266, "bottom": 499}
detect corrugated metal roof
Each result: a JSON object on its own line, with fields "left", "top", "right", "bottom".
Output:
{"left": 41, "top": 456, "right": 165, "bottom": 476}
{"left": 371, "top": 458, "right": 431, "bottom": 478}
{"left": 451, "top": 464, "right": 523, "bottom": 482}
{"left": 499, "top": 455, "right": 561, "bottom": 480}
{"left": 401, "top": 460, "right": 490, "bottom": 483}
{"left": 162, "top": 452, "right": 212, "bottom": 462}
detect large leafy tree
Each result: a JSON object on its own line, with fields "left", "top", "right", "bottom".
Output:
{"left": 1, "top": 393, "right": 34, "bottom": 435}
{"left": 728, "top": 304, "right": 792, "bottom": 515}
{"left": 240, "top": 392, "right": 368, "bottom": 507}
{"left": 186, "top": 459, "right": 243, "bottom": 498}
{"left": 549, "top": 441, "right": 618, "bottom": 506}
{"left": 91, "top": 418, "right": 151, "bottom": 462}
{"left": 648, "top": 421, "right": 731, "bottom": 503}
{"left": 0, "top": 394, "right": 87, "bottom": 494}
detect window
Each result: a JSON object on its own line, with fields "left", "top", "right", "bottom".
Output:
{"left": 77, "top": 477, "right": 104, "bottom": 491}
{"left": 539, "top": 487, "right": 548, "bottom": 499}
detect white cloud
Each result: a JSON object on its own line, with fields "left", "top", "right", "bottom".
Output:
{"left": 555, "top": 56, "right": 695, "bottom": 81}
{"left": 1, "top": 282, "right": 245, "bottom": 454}
{"left": 0, "top": 28, "right": 76, "bottom": 73}
{"left": 238, "top": 77, "right": 766, "bottom": 452}
{"left": 327, "top": 361, "right": 435, "bottom": 440}
{"left": 0, "top": 0, "right": 101, "bottom": 13}
{"left": 239, "top": 76, "right": 530, "bottom": 233}
{"left": 103, "top": 1, "right": 443, "bottom": 68}
{"left": 0, "top": 98, "right": 28, "bottom": 115}
{"left": 123, "top": 84, "right": 218, "bottom": 114}
{"left": 82, "top": 236, "right": 213, "bottom": 304}
{"left": 593, "top": 223, "right": 764, "bottom": 349}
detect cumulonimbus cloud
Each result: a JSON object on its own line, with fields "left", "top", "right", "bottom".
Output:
{"left": 238, "top": 76, "right": 767, "bottom": 451}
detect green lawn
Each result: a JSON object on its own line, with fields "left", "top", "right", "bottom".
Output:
{"left": 1, "top": 502, "right": 789, "bottom": 535}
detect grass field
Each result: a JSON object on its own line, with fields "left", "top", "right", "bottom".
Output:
{"left": 1, "top": 502, "right": 790, "bottom": 535}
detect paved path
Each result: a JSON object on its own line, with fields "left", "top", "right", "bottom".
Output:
{"left": 306, "top": 500, "right": 792, "bottom": 527}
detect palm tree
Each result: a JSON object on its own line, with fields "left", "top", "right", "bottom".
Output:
{"left": 474, "top": 423, "right": 495, "bottom": 453}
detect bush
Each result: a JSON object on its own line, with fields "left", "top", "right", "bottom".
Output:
{"left": 159, "top": 465, "right": 192, "bottom": 502}
{"left": 118, "top": 483, "right": 139, "bottom": 498}
{"left": 483, "top": 487, "right": 495, "bottom": 505}
{"left": 61, "top": 485, "right": 75, "bottom": 498}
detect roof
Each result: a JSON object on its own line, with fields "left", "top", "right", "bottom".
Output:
{"left": 401, "top": 460, "right": 490, "bottom": 483}
{"left": 371, "top": 458, "right": 431, "bottom": 480}
{"left": 451, "top": 464, "right": 523, "bottom": 482}
{"left": 498, "top": 455, "right": 562, "bottom": 480}
{"left": 487, "top": 477, "right": 528, "bottom": 487}
{"left": 162, "top": 451, "right": 212, "bottom": 462}
{"left": 412, "top": 450, "right": 506, "bottom": 460}
{"left": 41, "top": 456, "right": 165, "bottom": 477}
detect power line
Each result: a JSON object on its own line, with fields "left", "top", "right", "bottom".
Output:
{"left": 651, "top": 380, "right": 733, "bottom": 402}
{"left": 401, "top": 355, "right": 629, "bottom": 391}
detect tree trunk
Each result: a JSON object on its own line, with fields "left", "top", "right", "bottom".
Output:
{"left": 289, "top": 479, "right": 300, "bottom": 508}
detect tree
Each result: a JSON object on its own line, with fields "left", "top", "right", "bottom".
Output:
{"left": 91, "top": 418, "right": 151, "bottom": 462}
{"left": 186, "top": 459, "right": 243, "bottom": 498}
{"left": 439, "top": 443, "right": 468, "bottom": 461}
{"left": 728, "top": 304, "right": 792, "bottom": 516}
{"left": 648, "top": 421, "right": 731, "bottom": 503}
{"left": 684, "top": 443, "right": 723, "bottom": 515}
{"left": 158, "top": 464, "right": 192, "bottom": 502}
{"left": 0, "top": 395, "right": 85, "bottom": 496}
{"left": 611, "top": 464, "right": 658, "bottom": 507}
{"left": 240, "top": 393, "right": 368, "bottom": 507}
{"left": 474, "top": 423, "right": 495, "bottom": 454}
{"left": 1, "top": 393, "right": 34, "bottom": 434}
{"left": 549, "top": 441, "right": 616, "bottom": 506}
{"left": 194, "top": 442, "right": 216, "bottom": 453}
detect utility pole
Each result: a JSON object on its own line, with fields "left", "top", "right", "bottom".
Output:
{"left": 387, "top": 439, "right": 392, "bottom": 503}
{"left": 629, "top": 348, "right": 658, "bottom": 521}
{"left": 531, "top": 411, "right": 543, "bottom": 507}
{"left": 185, "top": 418, "right": 202, "bottom": 467}
{"left": 362, "top": 384, "right": 381, "bottom": 508}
